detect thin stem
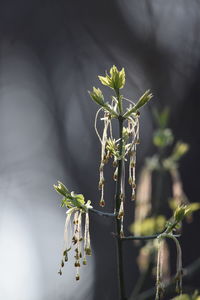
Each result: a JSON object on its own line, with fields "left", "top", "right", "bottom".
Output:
{"left": 116, "top": 88, "right": 123, "bottom": 115}
{"left": 89, "top": 208, "right": 116, "bottom": 218}
{"left": 121, "top": 234, "right": 180, "bottom": 241}
{"left": 115, "top": 116, "right": 126, "bottom": 300}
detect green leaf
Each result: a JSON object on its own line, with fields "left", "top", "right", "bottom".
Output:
{"left": 98, "top": 65, "right": 125, "bottom": 90}
{"left": 123, "top": 90, "right": 153, "bottom": 118}
{"left": 171, "top": 142, "right": 190, "bottom": 161}
{"left": 89, "top": 87, "right": 105, "bottom": 106}
{"left": 174, "top": 205, "right": 191, "bottom": 222}
{"left": 153, "top": 107, "right": 170, "bottom": 129}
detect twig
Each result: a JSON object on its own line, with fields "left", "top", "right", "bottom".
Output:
{"left": 121, "top": 234, "right": 181, "bottom": 241}
{"left": 89, "top": 208, "right": 116, "bottom": 217}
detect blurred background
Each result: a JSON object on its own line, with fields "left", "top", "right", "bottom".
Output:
{"left": 0, "top": 0, "right": 200, "bottom": 299}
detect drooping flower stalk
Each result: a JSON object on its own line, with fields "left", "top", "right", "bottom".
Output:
{"left": 53, "top": 182, "right": 92, "bottom": 280}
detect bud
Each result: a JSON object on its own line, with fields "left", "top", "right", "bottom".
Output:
{"left": 72, "top": 236, "right": 78, "bottom": 245}
{"left": 53, "top": 181, "right": 69, "bottom": 197}
{"left": 123, "top": 90, "right": 153, "bottom": 118}
{"left": 98, "top": 65, "right": 125, "bottom": 90}
{"left": 74, "top": 261, "right": 80, "bottom": 267}
{"left": 76, "top": 274, "right": 80, "bottom": 281}
{"left": 99, "top": 199, "right": 105, "bottom": 207}
{"left": 83, "top": 257, "right": 87, "bottom": 265}
{"left": 89, "top": 87, "right": 105, "bottom": 106}
{"left": 130, "top": 161, "right": 135, "bottom": 168}
{"left": 85, "top": 247, "right": 92, "bottom": 256}
{"left": 174, "top": 205, "right": 190, "bottom": 223}
{"left": 118, "top": 211, "right": 124, "bottom": 219}
{"left": 172, "top": 142, "right": 189, "bottom": 161}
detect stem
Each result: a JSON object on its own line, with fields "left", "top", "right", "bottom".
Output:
{"left": 89, "top": 208, "right": 116, "bottom": 218}
{"left": 115, "top": 116, "right": 126, "bottom": 300}
{"left": 121, "top": 234, "right": 180, "bottom": 241}
{"left": 134, "top": 257, "right": 200, "bottom": 300}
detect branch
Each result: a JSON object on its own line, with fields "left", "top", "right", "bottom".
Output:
{"left": 130, "top": 257, "right": 200, "bottom": 300}
{"left": 89, "top": 208, "right": 116, "bottom": 217}
{"left": 121, "top": 234, "right": 181, "bottom": 241}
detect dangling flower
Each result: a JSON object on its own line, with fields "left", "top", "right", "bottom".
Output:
{"left": 54, "top": 182, "right": 93, "bottom": 280}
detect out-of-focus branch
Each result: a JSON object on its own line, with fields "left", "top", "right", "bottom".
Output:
{"left": 129, "top": 257, "right": 200, "bottom": 300}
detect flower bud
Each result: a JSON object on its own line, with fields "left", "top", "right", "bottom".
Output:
{"left": 174, "top": 205, "right": 190, "bottom": 222}
{"left": 74, "top": 261, "right": 80, "bottom": 267}
{"left": 53, "top": 181, "right": 69, "bottom": 197}
{"left": 99, "top": 199, "right": 105, "bottom": 207}
{"left": 89, "top": 87, "right": 105, "bottom": 106}
{"left": 85, "top": 247, "right": 92, "bottom": 256}
{"left": 98, "top": 65, "right": 125, "bottom": 90}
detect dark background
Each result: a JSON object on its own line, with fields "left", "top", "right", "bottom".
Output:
{"left": 0, "top": 1, "right": 200, "bottom": 299}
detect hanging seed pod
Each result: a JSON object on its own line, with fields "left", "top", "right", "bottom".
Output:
{"left": 83, "top": 257, "right": 87, "bottom": 265}
{"left": 58, "top": 269, "right": 62, "bottom": 276}
{"left": 99, "top": 198, "right": 105, "bottom": 207}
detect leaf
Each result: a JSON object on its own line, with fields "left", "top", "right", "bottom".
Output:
{"left": 153, "top": 107, "right": 170, "bottom": 129}
{"left": 98, "top": 65, "right": 125, "bottom": 90}
{"left": 123, "top": 90, "right": 153, "bottom": 117}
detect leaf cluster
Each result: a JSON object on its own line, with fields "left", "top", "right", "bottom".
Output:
{"left": 53, "top": 181, "right": 92, "bottom": 212}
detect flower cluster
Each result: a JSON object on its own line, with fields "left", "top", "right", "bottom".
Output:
{"left": 54, "top": 181, "right": 92, "bottom": 280}
{"left": 89, "top": 65, "right": 152, "bottom": 237}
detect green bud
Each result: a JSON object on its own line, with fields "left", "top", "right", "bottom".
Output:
{"left": 98, "top": 65, "right": 125, "bottom": 90}
{"left": 123, "top": 90, "right": 153, "bottom": 118}
{"left": 174, "top": 205, "right": 190, "bottom": 222}
{"left": 99, "top": 199, "right": 105, "bottom": 207}
{"left": 171, "top": 142, "right": 189, "bottom": 161}
{"left": 89, "top": 87, "right": 105, "bottom": 106}
{"left": 83, "top": 257, "right": 87, "bottom": 265}
{"left": 74, "top": 261, "right": 80, "bottom": 267}
{"left": 53, "top": 181, "right": 69, "bottom": 197}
